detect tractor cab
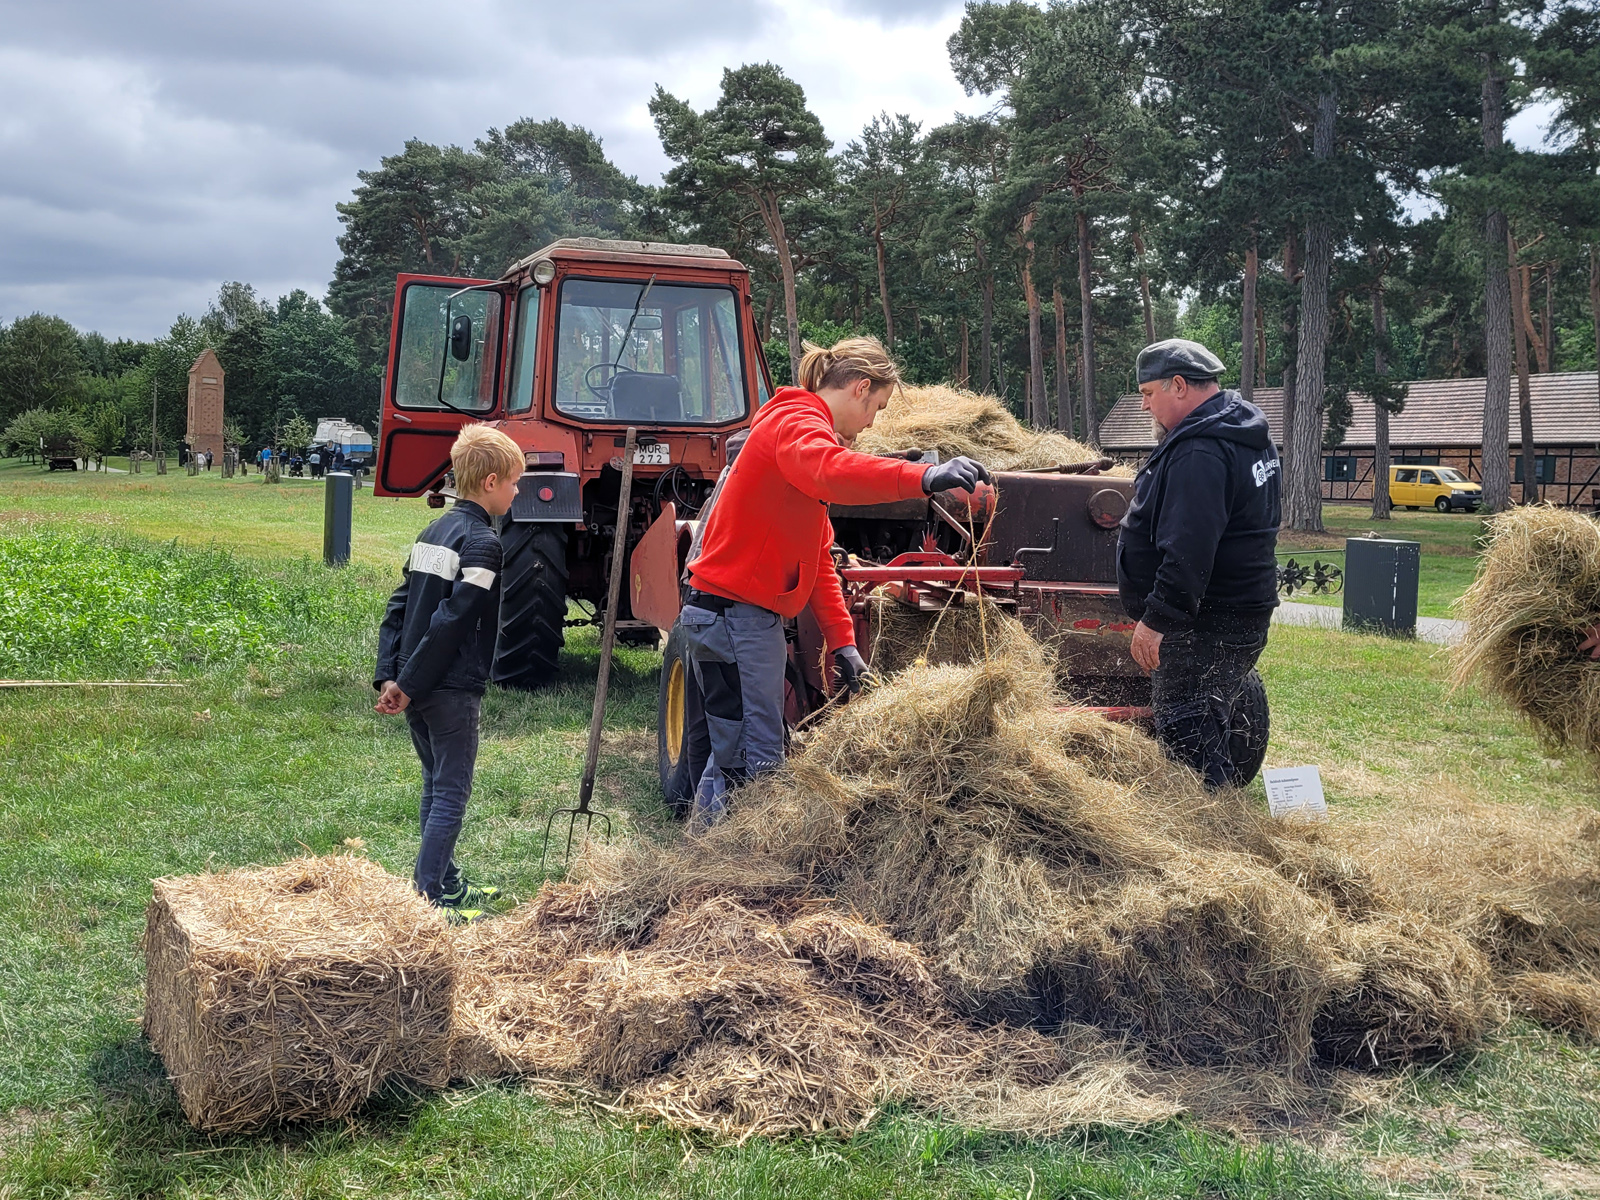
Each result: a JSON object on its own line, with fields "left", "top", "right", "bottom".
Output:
{"left": 375, "top": 238, "right": 768, "bottom": 500}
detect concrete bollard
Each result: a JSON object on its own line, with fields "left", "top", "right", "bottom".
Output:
{"left": 324, "top": 472, "right": 354, "bottom": 567}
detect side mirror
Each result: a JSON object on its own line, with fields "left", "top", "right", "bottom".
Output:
{"left": 449, "top": 314, "right": 473, "bottom": 361}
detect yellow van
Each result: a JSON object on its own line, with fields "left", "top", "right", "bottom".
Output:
{"left": 1389, "top": 464, "right": 1482, "bottom": 512}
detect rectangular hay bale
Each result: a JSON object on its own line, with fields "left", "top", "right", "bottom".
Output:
{"left": 143, "top": 855, "right": 454, "bottom": 1132}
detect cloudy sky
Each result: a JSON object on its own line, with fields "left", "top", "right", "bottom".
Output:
{"left": 1, "top": 0, "right": 1556, "bottom": 343}
{"left": 0, "top": 0, "right": 983, "bottom": 340}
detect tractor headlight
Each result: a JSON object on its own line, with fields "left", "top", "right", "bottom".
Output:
{"left": 531, "top": 259, "right": 556, "bottom": 286}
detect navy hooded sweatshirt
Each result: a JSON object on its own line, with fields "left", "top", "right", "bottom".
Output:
{"left": 1117, "top": 389, "right": 1280, "bottom": 634}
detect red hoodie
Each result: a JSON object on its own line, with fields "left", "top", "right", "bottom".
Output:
{"left": 688, "top": 387, "right": 927, "bottom": 650}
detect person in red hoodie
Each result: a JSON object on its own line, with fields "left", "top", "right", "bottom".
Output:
{"left": 681, "top": 336, "right": 990, "bottom": 828}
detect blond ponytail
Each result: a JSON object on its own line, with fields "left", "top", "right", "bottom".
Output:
{"left": 796, "top": 335, "right": 902, "bottom": 395}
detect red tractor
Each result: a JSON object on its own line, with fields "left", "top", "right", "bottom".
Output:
{"left": 374, "top": 238, "right": 1263, "bottom": 804}
{"left": 375, "top": 238, "right": 766, "bottom": 689}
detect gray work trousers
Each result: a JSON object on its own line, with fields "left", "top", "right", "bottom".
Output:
{"left": 678, "top": 601, "right": 787, "bottom": 830}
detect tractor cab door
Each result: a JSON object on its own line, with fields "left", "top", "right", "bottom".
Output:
{"left": 377, "top": 275, "right": 510, "bottom": 496}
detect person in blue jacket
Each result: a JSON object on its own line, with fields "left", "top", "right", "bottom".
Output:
{"left": 1117, "top": 338, "right": 1281, "bottom": 789}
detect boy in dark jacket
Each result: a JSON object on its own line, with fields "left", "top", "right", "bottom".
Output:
{"left": 375, "top": 425, "right": 524, "bottom": 921}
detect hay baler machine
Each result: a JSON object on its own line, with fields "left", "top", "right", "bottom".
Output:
{"left": 642, "top": 464, "right": 1152, "bottom": 806}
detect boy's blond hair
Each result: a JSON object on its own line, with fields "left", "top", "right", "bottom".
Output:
{"left": 451, "top": 425, "right": 524, "bottom": 495}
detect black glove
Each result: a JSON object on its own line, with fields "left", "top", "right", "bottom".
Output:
{"left": 834, "top": 646, "right": 878, "bottom": 695}
{"left": 922, "top": 456, "right": 992, "bottom": 494}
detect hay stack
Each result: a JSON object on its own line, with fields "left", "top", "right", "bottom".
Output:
{"left": 1454, "top": 505, "right": 1600, "bottom": 758}
{"left": 453, "top": 883, "right": 1177, "bottom": 1139}
{"left": 856, "top": 384, "right": 1130, "bottom": 473}
{"left": 580, "top": 653, "right": 1499, "bottom": 1088}
{"left": 143, "top": 855, "right": 454, "bottom": 1132}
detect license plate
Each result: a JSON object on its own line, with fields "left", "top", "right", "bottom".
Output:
{"left": 634, "top": 444, "right": 670, "bottom": 465}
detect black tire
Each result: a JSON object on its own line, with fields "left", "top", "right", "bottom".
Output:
{"left": 1435, "top": 496, "right": 1451, "bottom": 513}
{"left": 492, "top": 521, "right": 569, "bottom": 691}
{"left": 657, "top": 620, "right": 703, "bottom": 817}
{"left": 1225, "top": 668, "right": 1270, "bottom": 788}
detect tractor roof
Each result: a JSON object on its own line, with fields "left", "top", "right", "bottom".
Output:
{"left": 503, "top": 237, "right": 734, "bottom": 280}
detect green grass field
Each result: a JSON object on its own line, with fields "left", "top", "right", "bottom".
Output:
{"left": 3, "top": 464, "right": 1599, "bottom": 1199}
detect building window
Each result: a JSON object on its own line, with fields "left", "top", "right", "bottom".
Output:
{"left": 1513, "top": 455, "right": 1558, "bottom": 484}
{"left": 1323, "top": 455, "right": 1357, "bottom": 482}
{"left": 1395, "top": 454, "right": 1441, "bottom": 465}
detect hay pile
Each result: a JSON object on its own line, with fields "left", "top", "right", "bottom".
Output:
{"left": 577, "top": 652, "right": 1506, "bottom": 1097}
{"left": 1454, "top": 505, "right": 1600, "bottom": 760}
{"left": 143, "top": 855, "right": 454, "bottom": 1132}
{"left": 452, "top": 883, "right": 1176, "bottom": 1138}
{"left": 857, "top": 384, "right": 1130, "bottom": 473}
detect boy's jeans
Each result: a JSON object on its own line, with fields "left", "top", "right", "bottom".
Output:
{"left": 405, "top": 690, "right": 481, "bottom": 901}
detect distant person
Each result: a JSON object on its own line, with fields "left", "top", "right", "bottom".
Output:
{"left": 259, "top": 446, "right": 270, "bottom": 470}
{"left": 205, "top": 450, "right": 214, "bottom": 471}
{"left": 333, "top": 449, "right": 347, "bottom": 473}
{"left": 1117, "top": 338, "right": 1280, "bottom": 790}
{"left": 309, "top": 448, "right": 322, "bottom": 478}
{"left": 374, "top": 425, "right": 524, "bottom": 923}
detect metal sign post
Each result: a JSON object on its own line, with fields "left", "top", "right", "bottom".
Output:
{"left": 324, "top": 472, "right": 354, "bottom": 567}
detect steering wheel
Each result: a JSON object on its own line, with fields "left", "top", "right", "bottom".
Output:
{"left": 585, "top": 362, "right": 637, "bottom": 402}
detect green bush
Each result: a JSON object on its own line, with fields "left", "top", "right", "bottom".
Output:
{"left": 0, "top": 529, "right": 376, "bottom": 678}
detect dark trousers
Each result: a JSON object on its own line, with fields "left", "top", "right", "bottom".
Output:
{"left": 405, "top": 690, "right": 481, "bottom": 901}
{"left": 1150, "top": 610, "right": 1271, "bottom": 790}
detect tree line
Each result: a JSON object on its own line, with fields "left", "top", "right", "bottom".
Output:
{"left": 0, "top": 286, "right": 373, "bottom": 463}
{"left": 4, "top": 1, "right": 1596, "bottom": 529}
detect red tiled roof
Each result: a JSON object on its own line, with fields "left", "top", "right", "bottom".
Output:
{"left": 1098, "top": 371, "right": 1600, "bottom": 452}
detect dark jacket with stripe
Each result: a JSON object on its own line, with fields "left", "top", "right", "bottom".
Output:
{"left": 1117, "top": 389, "right": 1281, "bottom": 634}
{"left": 375, "top": 500, "right": 503, "bottom": 699}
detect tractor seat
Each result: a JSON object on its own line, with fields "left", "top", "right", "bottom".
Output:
{"left": 612, "top": 372, "right": 682, "bottom": 422}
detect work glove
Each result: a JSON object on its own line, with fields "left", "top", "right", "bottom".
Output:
{"left": 922, "top": 456, "right": 992, "bottom": 494}
{"left": 834, "top": 646, "right": 879, "bottom": 696}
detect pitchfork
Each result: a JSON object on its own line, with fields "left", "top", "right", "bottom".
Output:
{"left": 539, "top": 427, "right": 639, "bottom": 874}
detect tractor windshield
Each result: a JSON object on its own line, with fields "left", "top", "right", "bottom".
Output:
{"left": 552, "top": 278, "right": 747, "bottom": 425}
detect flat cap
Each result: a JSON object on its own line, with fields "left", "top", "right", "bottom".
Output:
{"left": 1136, "top": 338, "right": 1226, "bottom": 384}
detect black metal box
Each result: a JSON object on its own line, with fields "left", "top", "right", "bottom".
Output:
{"left": 1342, "top": 537, "right": 1420, "bottom": 636}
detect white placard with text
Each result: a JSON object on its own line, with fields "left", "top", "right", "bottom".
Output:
{"left": 1263, "top": 765, "right": 1329, "bottom": 822}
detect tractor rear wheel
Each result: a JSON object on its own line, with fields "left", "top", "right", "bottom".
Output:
{"left": 492, "top": 521, "right": 569, "bottom": 691}
{"left": 1225, "top": 668, "right": 1270, "bottom": 787}
{"left": 657, "top": 620, "right": 702, "bottom": 817}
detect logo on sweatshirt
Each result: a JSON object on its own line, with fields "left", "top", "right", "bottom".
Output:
{"left": 1252, "top": 458, "right": 1280, "bottom": 488}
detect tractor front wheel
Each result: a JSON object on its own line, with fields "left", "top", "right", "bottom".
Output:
{"left": 492, "top": 521, "right": 569, "bottom": 691}
{"left": 657, "top": 620, "right": 703, "bottom": 817}
{"left": 1225, "top": 668, "right": 1270, "bottom": 788}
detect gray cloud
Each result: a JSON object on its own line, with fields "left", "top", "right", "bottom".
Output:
{"left": 0, "top": 0, "right": 971, "bottom": 338}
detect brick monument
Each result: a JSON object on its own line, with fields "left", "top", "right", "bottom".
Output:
{"left": 186, "top": 349, "right": 226, "bottom": 461}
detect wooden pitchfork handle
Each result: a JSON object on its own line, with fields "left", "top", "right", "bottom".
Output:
{"left": 541, "top": 427, "right": 637, "bottom": 874}
{"left": 577, "top": 426, "right": 638, "bottom": 816}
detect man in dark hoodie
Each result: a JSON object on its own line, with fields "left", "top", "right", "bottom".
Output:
{"left": 1117, "top": 338, "right": 1281, "bottom": 789}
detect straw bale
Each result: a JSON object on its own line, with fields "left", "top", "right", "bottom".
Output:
{"left": 855, "top": 384, "right": 1133, "bottom": 474}
{"left": 142, "top": 855, "right": 453, "bottom": 1133}
{"left": 1453, "top": 505, "right": 1600, "bottom": 759}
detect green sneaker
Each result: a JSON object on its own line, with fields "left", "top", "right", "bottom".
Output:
{"left": 438, "top": 902, "right": 485, "bottom": 927}
{"left": 442, "top": 880, "right": 500, "bottom": 909}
